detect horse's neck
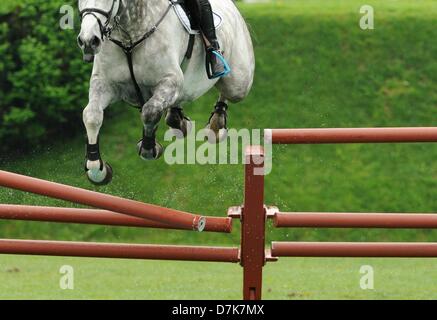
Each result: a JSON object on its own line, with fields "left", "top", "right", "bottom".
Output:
{"left": 118, "top": 0, "right": 167, "bottom": 39}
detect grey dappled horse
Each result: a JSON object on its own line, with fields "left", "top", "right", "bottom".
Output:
{"left": 77, "top": 0, "right": 255, "bottom": 185}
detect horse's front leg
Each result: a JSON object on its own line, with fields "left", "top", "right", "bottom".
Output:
{"left": 83, "top": 80, "right": 115, "bottom": 185}
{"left": 138, "top": 73, "right": 183, "bottom": 160}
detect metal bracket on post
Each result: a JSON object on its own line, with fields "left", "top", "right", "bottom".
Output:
{"left": 228, "top": 205, "right": 279, "bottom": 220}
{"left": 265, "top": 206, "right": 279, "bottom": 219}
{"left": 227, "top": 206, "right": 243, "bottom": 219}
{"left": 264, "top": 206, "right": 279, "bottom": 263}
{"left": 265, "top": 249, "right": 279, "bottom": 262}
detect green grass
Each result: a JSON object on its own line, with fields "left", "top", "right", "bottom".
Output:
{"left": 1, "top": 255, "right": 436, "bottom": 299}
{"left": 0, "top": 0, "right": 436, "bottom": 299}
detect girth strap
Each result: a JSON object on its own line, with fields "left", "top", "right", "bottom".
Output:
{"left": 186, "top": 34, "right": 196, "bottom": 60}
{"left": 125, "top": 48, "right": 146, "bottom": 107}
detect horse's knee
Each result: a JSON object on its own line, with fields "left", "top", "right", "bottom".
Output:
{"left": 141, "top": 102, "right": 164, "bottom": 125}
{"left": 83, "top": 104, "right": 103, "bottom": 129}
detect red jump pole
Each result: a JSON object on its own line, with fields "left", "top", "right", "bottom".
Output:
{"left": 274, "top": 212, "right": 437, "bottom": 229}
{"left": 271, "top": 242, "right": 437, "bottom": 258}
{"left": 241, "top": 146, "right": 266, "bottom": 300}
{"left": 0, "top": 170, "right": 205, "bottom": 231}
{"left": 0, "top": 239, "right": 240, "bottom": 262}
{"left": 0, "top": 204, "right": 233, "bottom": 233}
{"left": 265, "top": 127, "right": 437, "bottom": 145}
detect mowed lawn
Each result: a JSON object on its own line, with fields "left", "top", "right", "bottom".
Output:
{"left": 0, "top": 0, "right": 436, "bottom": 299}
{"left": 1, "top": 255, "right": 436, "bottom": 300}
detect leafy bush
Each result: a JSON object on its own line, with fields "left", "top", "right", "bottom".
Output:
{"left": 0, "top": 0, "right": 91, "bottom": 152}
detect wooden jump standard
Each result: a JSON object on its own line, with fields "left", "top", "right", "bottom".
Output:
{"left": 235, "top": 127, "right": 437, "bottom": 299}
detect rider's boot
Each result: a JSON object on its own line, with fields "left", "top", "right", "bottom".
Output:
{"left": 198, "top": 0, "right": 229, "bottom": 79}
{"left": 207, "top": 40, "right": 226, "bottom": 77}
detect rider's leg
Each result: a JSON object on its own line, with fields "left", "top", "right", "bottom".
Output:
{"left": 198, "top": 0, "right": 218, "bottom": 48}
{"left": 197, "top": 0, "right": 226, "bottom": 77}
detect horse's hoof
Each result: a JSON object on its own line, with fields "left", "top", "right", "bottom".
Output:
{"left": 205, "top": 126, "right": 228, "bottom": 144}
{"left": 206, "top": 112, "right": 228, "bottom": 143}
{"left": 169, "top": 118, "right": 193, "bottom": 138}
{"left": 137, "top": 140, "right": 164, "bottom": 160}
{"left": 86, "top": 162, "right": 113, "bottom": 186}
{"left": 166, "top": 109, "right": 192, "bottom": 138}
{"left": 180, "top": 118, "right": 193, "bottom": 137}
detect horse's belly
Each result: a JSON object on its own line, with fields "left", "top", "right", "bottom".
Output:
{"left": 180, "top": 47, "right": 219, "bottom": 103}
{"left": 181, "top": 76, "right": 217, "bottom": 103}
{"left": 112, "top": 81, "right": 152, "bottom": 107}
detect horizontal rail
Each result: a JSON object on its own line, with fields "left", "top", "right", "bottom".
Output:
{"left": 271, "top": 242, "right": 437, "bottom": 258}
{"left": 0, "top": 239, "right": 240, "bottom": 263}
{"left": 274, "top": 212, "right": 437, "bottom": 229}
{"left": 0, "top": 205, "right": 232, "bottom": 233}
{"left": 0, "top": 171, "right": 205, "bottom": 232}
{"left": 265, "top": 127, "right": 437, "bottom": 144}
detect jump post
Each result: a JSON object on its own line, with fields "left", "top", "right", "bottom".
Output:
{"left": 0, "top": 126, "right": 436, "bottom": 299}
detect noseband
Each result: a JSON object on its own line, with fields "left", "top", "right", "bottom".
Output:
{"left": 79, "top": 0, "right": 121, "bottom": 40}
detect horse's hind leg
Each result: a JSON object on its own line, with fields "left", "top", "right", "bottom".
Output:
{"left": 165, "top": 106, "right": 192, "bottom": 138}
{"left": 138, "top": 73, "right": 184, "bottom": 160}
{"left": 206, "top": 61, "right": 254, "bottom": 142}
{"left": 207, "top": 21, "right": 255, "bottom": 142}
{"left": 206, "top": 97, "right": 229, "bottom": 143}
{"left": 137, "top": 109, "right": 164, "bottom": 161}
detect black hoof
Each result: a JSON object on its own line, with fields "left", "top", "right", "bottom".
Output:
{"left": 137, "top": 140, "right": 164, "bottom": 160}
{"left": 166, "top": 108, "right": 192, "bottom": 138}
{"left": 86, "top": 162, "right": 113, "bottom": 186}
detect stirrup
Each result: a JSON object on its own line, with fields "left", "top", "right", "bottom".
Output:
{"left": 207, "top": 50, "right": 231, "bottom": 80}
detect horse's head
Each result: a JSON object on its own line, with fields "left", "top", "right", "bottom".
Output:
{"left": 77, "top": 0, "right": 121, "bottom": 62}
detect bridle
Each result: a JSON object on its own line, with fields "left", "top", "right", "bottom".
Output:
{"left": 79, "top": 0, "right": 121, "bottom": 40}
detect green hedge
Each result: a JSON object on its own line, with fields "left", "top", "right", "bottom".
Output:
{"left": 0, "top": 0, "right": 91, "bottom": 152}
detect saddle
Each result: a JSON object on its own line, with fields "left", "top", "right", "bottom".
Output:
{"left": 171, "top": 0, "right": 224, "bottom": 63}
